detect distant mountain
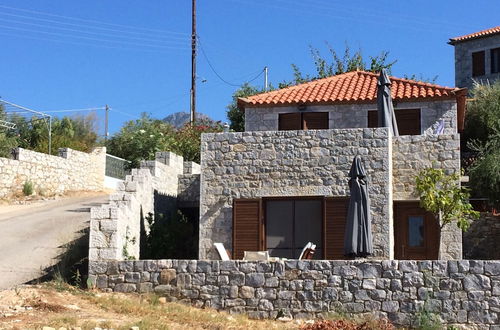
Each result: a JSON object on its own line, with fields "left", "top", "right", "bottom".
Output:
{"left": 162, "top": 112, "right": 216, "bottom": 128}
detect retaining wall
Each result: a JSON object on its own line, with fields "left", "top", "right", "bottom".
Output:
{"left": 0, "top": 147, "right": 105, "bottom": 198}
{"left": 89, "top": 259, "right": 500, "bottom": 328}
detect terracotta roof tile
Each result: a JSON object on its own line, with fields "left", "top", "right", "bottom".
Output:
{"left": 240, "top": 71, "right": 458, "bottom": 108}
{"left": 449, "top": 26, "right": 500, "bottom": 44}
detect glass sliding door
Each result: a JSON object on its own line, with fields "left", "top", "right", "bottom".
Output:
{"left": 265, "top": 198, "right": 322, "bottom": 259}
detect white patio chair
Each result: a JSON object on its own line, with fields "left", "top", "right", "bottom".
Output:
{"left": 214, "top": 242, "right": 231, "bottom": 261}
{"left": 298, "top": 242, "right": 312, "bottom": 260}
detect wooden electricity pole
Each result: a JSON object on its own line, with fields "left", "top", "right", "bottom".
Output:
{"left": 190, "top": 0, "right": 196, "bottom": 126}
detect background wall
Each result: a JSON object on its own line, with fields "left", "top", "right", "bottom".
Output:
{"left": 0, "top": 147, "right": 105, "bottom": 198}
{"left": 244, "top": 101, "right": 457, "bottom": 135}
{"left": 199, "top": 128, "right": 392, "bottom": 260}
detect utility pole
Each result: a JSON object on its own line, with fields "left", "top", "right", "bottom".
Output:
{"left": 105, "top": 104, "right": 109, "bottom": 142}
{"left": 264, "top": 66, "right": 269, "bottom": 91}
{"left": 190, "top": 0, "right": 196, "bottom": 126}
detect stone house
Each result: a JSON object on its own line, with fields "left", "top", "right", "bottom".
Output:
{"left": 449, "top": 26, "right": 500, "bottom": 91}
{"left": 199, "top": 71, "right": 467, "bottom": 261}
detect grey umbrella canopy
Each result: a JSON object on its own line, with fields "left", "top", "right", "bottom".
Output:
{"left": 377, "top": 69, "right": 399, "bottom": 136}
{"left": 344, "top": 155, "right": 373, "bottom": 257}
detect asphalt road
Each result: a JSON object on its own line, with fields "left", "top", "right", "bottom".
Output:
{"left": 0, "top": 194, "right": 109, "bottom": 290}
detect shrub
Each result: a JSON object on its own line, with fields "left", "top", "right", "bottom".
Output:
{"left": 141, "top": 210, "right": 197, "bottom": 259}
{"left": 22, "top": 180, "right": 34, "bottom": 196}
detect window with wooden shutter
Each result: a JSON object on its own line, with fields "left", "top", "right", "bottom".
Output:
{"left": 367, "top": 109, "right": 421, "bottom": 135}
{"left": 303, "top": 112, "right": 329, "bottom": 130}
{"left": 324, "top": 197, "right": 349, "bottom": 259}
{"left": 279, "top": 112, "right": 329, "bottom": 130}
{"left": 232, "top": 199, "right": 262, "bottom": 259}
{"left": 278, "top": 113, "right": 301, "bottom": 130}
{"left": 472, "top": 51, "right": 485, "bottom": 77}
{"left": 491, "top": 48, "right": 500, "bottom": 74}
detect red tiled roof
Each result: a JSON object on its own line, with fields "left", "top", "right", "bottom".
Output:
{"left": 449, "top": 26, "right": 500, "bottom": 44}
{"left": 239, "top": 71, "right": 458, "bottom": 108}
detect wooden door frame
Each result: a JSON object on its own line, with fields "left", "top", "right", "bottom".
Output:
{"left": 394, "top": 201, "right": 440, "bottom": 260}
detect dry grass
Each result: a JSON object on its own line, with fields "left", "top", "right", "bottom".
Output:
{"left": 0, "top": 283, "right": 299, "bottom": 329}
{"left": 0, "top": 283, "right": 395, "bottom": 330}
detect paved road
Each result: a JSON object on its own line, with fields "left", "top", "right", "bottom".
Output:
{"left": 0, "top": 194, "right": 109, "bottom": 290}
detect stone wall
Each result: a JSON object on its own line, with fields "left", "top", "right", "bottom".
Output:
{"left": 90, "top": 151, "right": 199, "bottom": 261}
{"left": 178, "top": 174, "right": 200, "bottom": 207}
{"left": 453, "top": 34, "right": 500, "bottom": 90}
{"left": 89, "top": 168, "right": 154, "bottom": 261}
{"left": 392, "top": 134, "right": 462, "bottom": 259}
{"left": 244, "top": 101, "right": 458, "bottom": 135}
{"left": 199, "top": 128, "right": 392, "bottom": 259}
{"left": 89, "top": 259, "right": 500, "bottom": 328}
{"left": 0, "top": 147, "right": 105, "bottom": 199}
{"left": 140, "top": 152, "right": 184, "bottom": 196}
{"left": 392, "top": 134, "right": 461, "bottom": 200}
{"left": 464, "top": 213, "right": 500, "bottom": 260}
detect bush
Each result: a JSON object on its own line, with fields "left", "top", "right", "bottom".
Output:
{"left": 141, "top": 210, "right": 197, "bottom": 260}
{"left": 22, "top": 180, "right": 34, "bottom": 196}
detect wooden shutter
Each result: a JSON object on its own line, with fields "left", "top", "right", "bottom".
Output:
{"left": 303, "top": 112, "right": 329, "bottom": 130}
{"left": 395, "top": 109, "right": 421, "bottom": 135}
{"left": 233, "top": 199, "right": 262, "bottom": 259}
{"left": 278, "top": 113, "right": 301, "bottom": 130}
{"left": 472, "top": 51, "right": 485, "bottom": 77}
{"left": 368, "top": 109, "right": 420, "bottom": 135}
{"left": 324, "top": 197, "right": 349, "bottom": 259}
{"left": 367, "top": 111, "right": 378, "bottom": 128}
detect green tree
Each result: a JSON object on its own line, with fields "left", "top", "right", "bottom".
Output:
{"left": 226, "top": 83, "right": 268, "bottom": 132}
{"left": 106, "top": 114, "right": 222, "bottom": 166}
{"left": 415, "top": 168, "right": 479, "bottom": 232}
{"left": 106, "top": 114, "right": 175, "bottom": 167}
{"left": 279, "top": 43, "right": 397, "bottom": 87}
{"left": 463, "top": 81, "right": 500, "bottom": 208}
{"left": 464, "top": 81, "right": 500, "bottom": 145}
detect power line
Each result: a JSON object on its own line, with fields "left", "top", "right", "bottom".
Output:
{"left": 0, "top": 11, "right": 189, "bottom": 41}
{"left": 0, "top": 16, "right": 189, "bottom": 46}
{"left": 0, "top": 30, "right": 188, "bottom": 53}
{"left": 0, "top": 23, "right": 190, "bottom": 50}
{"left": 197, "top": 37, "right": 264, "bottom": 87}
{"left": 0, "top": 4, "right": 189, "bottom": 36}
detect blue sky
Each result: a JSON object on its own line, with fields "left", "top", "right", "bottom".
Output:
{"left": 0, "top": 0, "right": 498, "bottom": 135}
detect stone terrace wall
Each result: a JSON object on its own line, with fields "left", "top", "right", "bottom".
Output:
{"left": 140, "top": 152, "right": 184, "bottom": 196}
{"left": 89, "top": 259, "right": 500, "bottom": 328}
{"left": 0, "top": 147, "right": 105, "bottom": 198}
{"left": 392, "top": 134, "right": 462, "bottom": 260}
{"left": 90, "top": 151, "right": 197, "bottom": 261}
{"left": 89, "top": 168, "right": 154, "bottom": 261}
{"left": 199, "top": 128, "right": 392, "bottom": 259}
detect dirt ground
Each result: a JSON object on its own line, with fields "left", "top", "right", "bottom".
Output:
{"left": 0, "top": 283, "right": 302, "bottom": 330}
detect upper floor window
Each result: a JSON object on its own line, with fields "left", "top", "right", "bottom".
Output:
{"left": 278, "top": 112, "right": 329, "bottom": 131}
{"left": 491, "top": 48, "right": 500, "bottom": 74}
{"left": 367, "top": 109, "right": 421, "bottom": 135}
{"left": 472, "top": 51, "right": 485, "bottom": 77}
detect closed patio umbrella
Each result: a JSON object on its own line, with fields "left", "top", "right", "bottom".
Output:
{"left": 344, "top": 155, "right": 373, "bottom": 257}
{"left": 377, "top": 69, "right": 399, "bottom": 136}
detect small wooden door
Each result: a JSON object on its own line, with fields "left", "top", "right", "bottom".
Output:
{"left": 394, "top": 202, "right": 440, "bottom": 260}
